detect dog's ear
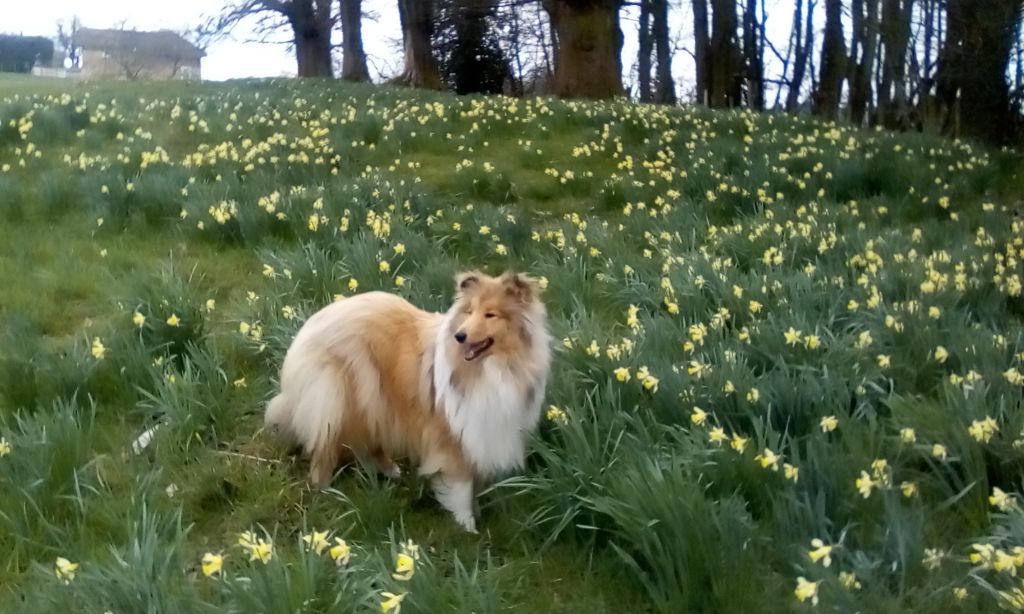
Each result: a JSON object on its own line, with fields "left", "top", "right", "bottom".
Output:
{"left": 455, "top": 271, "right": 482, "bottom": 294}
{"left": 501, "top": 272, "right": 536, "bottom": 304}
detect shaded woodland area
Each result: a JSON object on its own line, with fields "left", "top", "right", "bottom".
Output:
{"left": 217, "top": 1, "right": 1024, "bottom": 145}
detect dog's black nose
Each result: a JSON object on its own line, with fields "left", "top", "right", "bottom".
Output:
{"left": 454, "top": 331, "right": 467, "bottom": 344}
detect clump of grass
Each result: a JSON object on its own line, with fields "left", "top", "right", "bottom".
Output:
{"left": 137, "top": 341, "right": 252, "bottom": 458}
{"left": 0, "top": 397, "right": 98, "bottom": 575}
{"left": 122, "top": 261, "right": 210, "bottom": 365}
{"left": 589, "top": 454, "right": 772, "bottom": 613}
{"left": 29, "top": 502, "right": 202, "bottom": 612}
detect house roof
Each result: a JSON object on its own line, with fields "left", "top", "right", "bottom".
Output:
{"left": 76, "top": 28, "right": 205, "bottom": 60}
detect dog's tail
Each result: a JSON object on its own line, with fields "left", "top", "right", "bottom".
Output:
{"left": 264, "top": 393, "right": 293, "bottom": 439}
{"left": 266, "top": 366, "right": 348, "bottom": 486}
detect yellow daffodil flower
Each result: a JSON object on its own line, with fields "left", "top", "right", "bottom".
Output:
{"left": 808, "top": 539, "right": 832, "bottom": 567}
{"left": 201, "top": 552, "right": 224, "bottom": 577}
{"left": 302, "top": 530, "right": 330, "bottom": 555}
{"left": 794, "top": 577, "right": 820, "bottom": 605}
{"left": 380, "top": 591, "right": 407, "bottom": 613}
{"left": 990, "top": 487, "right": 1015, "bottom": 511}
{"left": 91, "top": 337, "right": 106, "bottom": 360}
{"left": 55, "top": 557, "right": 78, "bottom": 584}
{"left": 392, "top": 552, "right": 415, "bottom": 581}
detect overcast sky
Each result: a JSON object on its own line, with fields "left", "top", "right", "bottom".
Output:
{"left": 6, "top": 1, "right": 796, "bottom": 93}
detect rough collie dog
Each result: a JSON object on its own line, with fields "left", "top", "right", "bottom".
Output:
{"left": 264, "top": 271, "right": 551, "bottom": 532}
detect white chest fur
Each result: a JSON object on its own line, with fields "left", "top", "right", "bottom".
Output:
{"left": 432, "top": 326, "right": 547, "bottom": 478}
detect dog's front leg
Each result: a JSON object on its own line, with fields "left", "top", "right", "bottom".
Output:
{"left": 431, "top": 472, "right": 477, "bottom": 533}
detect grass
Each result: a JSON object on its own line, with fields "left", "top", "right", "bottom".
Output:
{"left": 0, "top": 72, "right": 1023, "bottom": 612}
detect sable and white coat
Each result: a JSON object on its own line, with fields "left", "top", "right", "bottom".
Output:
{"left": 265, "top": 272, "right": 551, "bottom": 532}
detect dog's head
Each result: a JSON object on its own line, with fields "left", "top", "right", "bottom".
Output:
{"left": 447, "top": 270, "right": 541, "bottom": 362}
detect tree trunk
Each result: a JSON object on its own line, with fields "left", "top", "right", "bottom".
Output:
{"left": 849, "top": 0, "right": 879, "bottom": 124}
{"left": 638, "top": 0, "right": 653, "bottom": 102}
{"left": 895, "top": 0, "right": 915, "bottom": 122}
{"left": 923, "top": 0, "right": 935, "bottom": 81}
{"left": 813, "top": 0, "right": 845, "bottom": 119}
{"left": 396, "top": 0, "right": 442, "bottom": 88}
{"left": 742, "top": 0, "right": 763, "bottom": 109}
{"left": 652, "top": 0, "right": 676, "bottom": 103}
{"left": 290, "top": 0, "right": 334, "bottom": 77}
{"left": 709, "top": 0, "right": 740, "bottom": 107}
{"left": 878, "top": 0, "right": 914, "bottom": 128}
{"left": 542, "top": 0, "right": 624, "bottom": 99}
{"left": 340, "top": 0, "right": 370, "bottom": 81}
{"left": 693, "top": 0, "right": 710, "bottom": 104}
{"left": 936, "top": 0, "right": 1024, "bottom": 144}
{"left": 786, "top": 0, "right": 814, "bottom": 113}
{"left": 848, "top": 0, "right": 865, "bottom": 118}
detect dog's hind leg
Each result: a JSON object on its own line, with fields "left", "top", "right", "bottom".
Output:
{"left": 310, "top": 442, "right": 339, "bottom": 488}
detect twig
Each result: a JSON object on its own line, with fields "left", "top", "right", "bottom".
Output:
{"left": 213, "top": 450, "right": 282, "bottom": 464}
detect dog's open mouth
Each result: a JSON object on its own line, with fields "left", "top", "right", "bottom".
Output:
{"left": 463, "top": 338, "right": 494, "bottom": 361}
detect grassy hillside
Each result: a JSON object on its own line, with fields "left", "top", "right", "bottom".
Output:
{"left": 1, "top": 74, "right": 1023, "bottom": 612}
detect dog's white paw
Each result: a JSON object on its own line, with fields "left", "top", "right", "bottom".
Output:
{"left": 456, "top": 514, "right": 478, "bottom": 534}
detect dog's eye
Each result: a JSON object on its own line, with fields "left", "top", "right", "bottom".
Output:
{"left": 484, "top": 312, "right": 497, "bottom": 319}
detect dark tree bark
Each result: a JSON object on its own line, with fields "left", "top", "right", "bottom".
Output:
{"left": 396, "top": 0, "right": 442, "bottom": 88}
{"left": 849, "top": 0, "right": 880, "bottom": 124}
{"left": 542, "top": 0, "right": 624, "bottom": 99}
{"left": 785, "top": 0, "right": 814, "bottom": 113}
{"left": 652, "top": 0, "right": 676, "bottom": 103}
{"left": 878, "top": 0, "right": 914, "bottom": 128}
{"left": 709, "top": 0, "right": 741, "bottom": 107}
{"left": 693, "top": 0, "right": 710, "bottom": 104}
{"left": 339, "top": 0, "right": 370, "bottom": 81}
{"left": 290, "top": 0, "right": 334, "bottom": 77}
{"left": 638, "top": 0, "right": 653, "bottom": 101}
{"left": 813, "top": 0, "right": 845, "bottom": 119}
{"left": 922, "top": 0, "right": 936, "bottom": 81}
{"left": 848, "top": 0, "right": 865, "bottom": 117}
{"left": 936, "top": 0, "right": 1024, "bottom": 144}
{"left": 742, "top": 0, "right": 764, "bottom": 109}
